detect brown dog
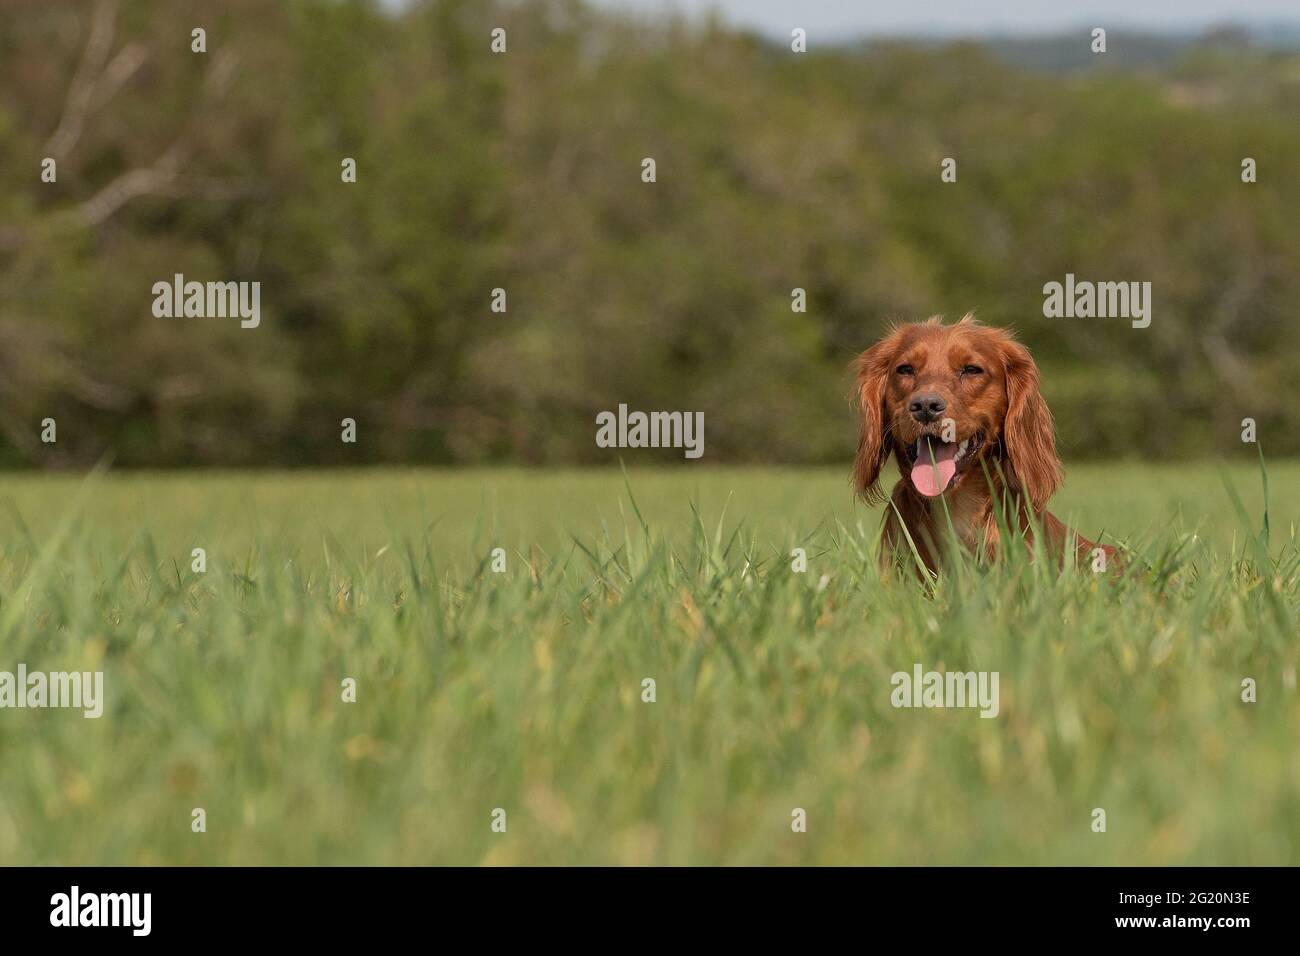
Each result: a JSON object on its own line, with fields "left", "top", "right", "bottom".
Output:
{"left": 851, "top": 315, "right": 1116, "bottom": 573}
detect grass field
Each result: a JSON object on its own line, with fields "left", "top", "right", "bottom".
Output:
{"left": 1, "top": 461, "right": 1298, "bottom": 865}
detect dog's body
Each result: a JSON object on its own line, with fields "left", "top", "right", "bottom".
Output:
{"left": 878, "top": 474, "right": 1108, "bottom": 573}
{"left": 852, "top": 315, "right": 1116, "bottom": 573}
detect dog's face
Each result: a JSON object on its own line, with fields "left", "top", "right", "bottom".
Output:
{"left": 852, "top": 317, "right": 1062, "bottom": 510}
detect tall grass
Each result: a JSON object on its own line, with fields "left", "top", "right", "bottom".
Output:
{"left": 0, "top": 461, "right": 1297, "bottom": 864}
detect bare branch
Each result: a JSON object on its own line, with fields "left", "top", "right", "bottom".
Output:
{"left": 1199, "top": 331, "right": 1254, "bottom": 399}
{"left": 65, "top": 48, "right": 242, "bottom": 228}
{"left": 43, "top": 0, "right": 120, "bottom": 159}
{"left": 204, "top": 47, "right": 240, "bottom": 98}
{"left": 90, "top": 42, "right": 149, "bottom": 112}
{"left": 71, "top": 141, "right": 189, "bottom": 227}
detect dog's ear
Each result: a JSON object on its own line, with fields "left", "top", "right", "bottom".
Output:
{"left": 999, "top": 337, "right": 1062, "bottom": 511}
{"left": 851, "top": 334, "right": 897, "bottom": 504}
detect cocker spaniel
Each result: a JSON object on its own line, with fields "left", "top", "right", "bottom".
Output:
{"left": 852, "top": 315, "right": 1117, "bottom": 573}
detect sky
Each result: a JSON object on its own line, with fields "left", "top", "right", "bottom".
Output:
{"left": 586, "top": 0, "right": 1300, "bottom": 37}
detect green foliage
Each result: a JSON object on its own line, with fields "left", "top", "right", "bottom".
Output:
{"left": 2, "top": 1, "right": 1298, "bottom": 465}
{"left": 0, "top": 463, "right": 1297, "bottom": 864}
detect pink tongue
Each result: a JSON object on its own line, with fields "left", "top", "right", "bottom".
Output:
{"left": 910, "top": 437, "right": 957, "bottom": 497}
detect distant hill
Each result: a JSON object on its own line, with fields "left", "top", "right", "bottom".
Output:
{"left": 847, "top": 22, "right": 1300, "bottom": 72}
{"left": 983, "top": 23, "right": 1300, "bottom": 71}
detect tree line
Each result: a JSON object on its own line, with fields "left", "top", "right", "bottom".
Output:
{"left": 2, "top": 0, "right": 1296, "bottom": 467}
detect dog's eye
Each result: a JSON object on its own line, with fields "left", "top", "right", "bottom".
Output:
{"left": 961, "top": 364, "right": 983, "bottom": 376}
{"left": 896, "top": 364, "right": 914, "bottom": 376}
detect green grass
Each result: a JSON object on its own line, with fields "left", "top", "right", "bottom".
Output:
{"left": 1, "top": 461, "right": 1298, "bottom": 865}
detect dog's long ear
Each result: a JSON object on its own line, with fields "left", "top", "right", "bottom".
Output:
{"left": 1000, "top": 337, "right": 1062, "bottom": 511}
{"left": 851, "top": 335, "right": 897, "bottom": 504}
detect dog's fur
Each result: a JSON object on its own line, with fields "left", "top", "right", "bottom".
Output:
{"left": 852, "top": 315, "right": 1116, "bottom": 573}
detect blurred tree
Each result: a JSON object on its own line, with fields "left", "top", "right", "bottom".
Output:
{"left": 1, "top": 0, "right": 1297, "bottom": 467}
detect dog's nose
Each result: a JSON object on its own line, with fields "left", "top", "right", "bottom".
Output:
{"left": 908, "top": 393, "right": 947, "bottom": 422}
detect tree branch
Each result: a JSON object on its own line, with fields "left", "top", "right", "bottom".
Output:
{"left": 66, "top": 48, "right": 241, "bottom": 228}
{"left": 71, "top": 141, "right": 190, "bottom": 227}
{"left": 42, "top": 0, "right": 120, "bottom": 159}
{"left": 90, "top": 41, "right": 149, "bottom": 112}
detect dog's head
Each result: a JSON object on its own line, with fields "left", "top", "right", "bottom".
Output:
{"left": 851, "top": 315, "right": 1062, "bottom": 510}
